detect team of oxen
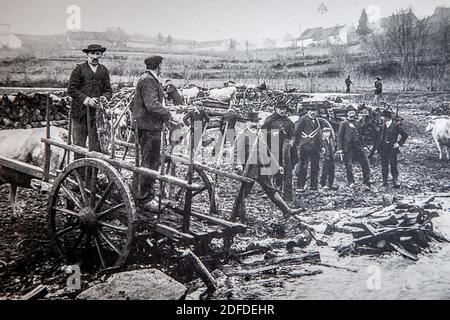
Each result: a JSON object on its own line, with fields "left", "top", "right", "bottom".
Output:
{"left": 0, "top": 84, "right": 449, "bottom": 218}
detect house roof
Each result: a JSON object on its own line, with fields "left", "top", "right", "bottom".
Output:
{"left": 323, "top": 25, "right": 345, "bottom": 37}
{"left": 298, "top": 27, "right": 324, "bottom": 40}
{"left": 379, "top": 12, "right": 417, "bottom": 29}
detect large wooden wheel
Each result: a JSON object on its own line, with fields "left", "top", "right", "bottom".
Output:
{"left": 48, "top": 158, "right": 136, "bottom": 271}
{"left": 166, "top": 160, "right": 218, "bottom": 215}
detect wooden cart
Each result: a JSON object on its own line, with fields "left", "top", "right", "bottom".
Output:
{"left": 1, "top": 93, "right": 249, "bottom": 273}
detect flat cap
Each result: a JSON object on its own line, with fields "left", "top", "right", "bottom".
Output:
{"left": 145, "top": 55, "right": 163, "bottom": 67}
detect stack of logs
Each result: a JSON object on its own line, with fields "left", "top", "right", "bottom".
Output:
{"left": 431, "top": 102, "right": 450, "bottom": 116}
{"left": 0, "top": 92, "right": 70, "bottom": 129}
{"left": 337, "top": 195, "right": 449, "bottom": 261}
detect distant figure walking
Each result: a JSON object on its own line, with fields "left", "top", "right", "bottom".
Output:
{"left": 345, "top": 76, "right": 353, "bottom": 93}
{"left": 373, "top": 77, "right": 383, "bottom": 107}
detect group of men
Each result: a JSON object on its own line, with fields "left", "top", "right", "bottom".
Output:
{"left": 67, "top": 44, "right": 409, "bottom": 222}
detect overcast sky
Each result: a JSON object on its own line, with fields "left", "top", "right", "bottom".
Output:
{"left": 0, "top": 0, "right": 448, "bottom": 41}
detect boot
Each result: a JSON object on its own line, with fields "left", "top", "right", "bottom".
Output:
{"left": 393, "top": 176, "right": 400, "bottom": 189}
{"left": 271, "top": 192, "right": 305, "bottom": 217}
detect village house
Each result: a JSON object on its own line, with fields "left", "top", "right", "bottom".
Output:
{"left": 193, "top": 39, "right": 240, "bottom": 52}
{"left": 296, "top": 25, "right": 354, "bottom": 47}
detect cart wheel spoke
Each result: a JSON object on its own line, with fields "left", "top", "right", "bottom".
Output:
{"left": 97, "top": 202, "right": 125, "bottom": 220}
{"left": 89, "top": 167, "right": 98, "bottom": 207}
{"left": 55, "top": 225, "right": 78, "bottom": 238}
{"left": 73, "top": 170, "right": 89, "bottom": 207}
{"left": 95, "top": 182, "right": 114, "bottom": 213}
{"left": 98, "top": 229, "right": 121, "bottom": 255}
{"left": 53, "top": 207, "right": 80, "bottom": 218}
{"left": 93, "top": 234, "right": 106, "bottom": 268}
{"left": 60, "top": 185, "right": 83, "bottom": 210}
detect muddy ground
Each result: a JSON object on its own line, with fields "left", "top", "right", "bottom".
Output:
{"left": 0, "top": 92, "right": 449, "bottom": 299}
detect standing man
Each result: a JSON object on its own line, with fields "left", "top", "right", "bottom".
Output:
{"left": 68, "top": 44, "right": 112, "bottom": 158}
{"left": 231, "top": 112, "right": 303, "bottom": 222}
{"left": 373, "top": 77, "right": 383, "bottom": 107}
{"left": 336, "top": 106, "right": 372, "bottom": 188}
{"left": 295, "top": 108, "right": 322, "bottom": 192}
{"left": 211, "top": 105, "right": 240, "bottom": 157}
{"left": 164, "top": 79, "right": 184, "bottom": 106}
{"left": 375, "top": 110, "right": 408, "bottom": 188}
{"left": 261, "top": 101, "right": 296, "bottom": 200}
{"left": 345, "top": 76, "right": 353, "bottom": 94}
{"left": 132, "top": 55, "right": 171, "bottom": 210}
{"left": 320, "top": 127, "right": 338, "bottom": 190}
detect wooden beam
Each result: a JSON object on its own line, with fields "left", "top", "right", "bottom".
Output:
{"left": 42, "top": 138, "right": 204, "bottom": 191}
{"left": 0, "top": 156, "right": 44, "bottom": 179}
{"left": 168, "top": 154, "right": 254, "bottom": 183}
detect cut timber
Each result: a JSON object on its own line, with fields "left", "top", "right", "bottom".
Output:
{"left": 389, "top": 242, "right": 419, "bottom": 261}
{"left": 183, "top": 249, "right": 217, "bottom": 291}
{"left": 21, "top": 285, "right": 48, "bottom": 300}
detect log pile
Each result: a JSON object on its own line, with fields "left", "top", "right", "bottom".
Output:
{"left": 0, "top": 92, "right": 70, "bottom": 130}
{"left": 337, "top": 195, "right": 449, "bottom": 261}
{"left": 430, "top": 102, "right": 450, "bottom": 116}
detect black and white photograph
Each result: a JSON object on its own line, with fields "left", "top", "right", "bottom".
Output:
{"left": 0, "top": 0, "right": 449, "bottom": 304}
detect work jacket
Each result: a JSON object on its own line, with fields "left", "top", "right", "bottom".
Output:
{"left": 67, "top": 61, "right": 112, "bottom": 121}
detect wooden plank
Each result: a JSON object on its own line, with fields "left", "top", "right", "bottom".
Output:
{"left": 168, "top": 154, "right": 254, "bottom": 183}
{"left": 42, "top": 138, "right": 203, "bottom": 191}
{"left": 0, "top": 156, "right": 44, "bottom": 179}
{"left": 172, "top": 206, "right": 246, "bottom": 232}
{"left": 22, "top": 285, "right": 48, "bottom": 300}
{"left": 154, "top": 223, "right": 195, "bottom": 241}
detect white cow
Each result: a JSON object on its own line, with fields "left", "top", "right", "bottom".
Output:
{"left": 426, "top": 117, "right": 450, "bottom": 160}
{"left": 209, "top": 86, "right": 237, "bottom": 102}
{"left": 181, "top": 87, "right": 200, "bottom": 103}
{"left": 0, "top": 126, "right": 67, "bottom": 217}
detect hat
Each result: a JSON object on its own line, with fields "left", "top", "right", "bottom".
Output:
{"left": 375, "top": 77, "right": 381, "bottom": 81}
{"left": 82, "top": 44, "right": 106, "bottom": 53}
{"left": 346, "top": 105, "right": 356, "bottom": 112}
{"left": 275, "top": 101, "right": 287, "bottom": 109}
{"left": 247, "top": 111, "right": 259, "bottom": 122}
{"left": 145, "top": 55, "right": 164, "bottom": 68}
{"left": 381, "top": 110, "right": 393, "bottom": 118}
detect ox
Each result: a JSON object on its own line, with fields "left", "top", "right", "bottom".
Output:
{"left": 0, "top": 126, "right": 67, "bottom": 217}
{"left": 208, "top": 86, "right": 237, "bottom": 103}
{"left": 426, "top": 117, "right": 450, "bottom": 160}
{"left": 181, "top": 87, "right": 200, "bottom": 104}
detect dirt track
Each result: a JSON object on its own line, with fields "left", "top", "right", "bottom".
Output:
{"left": 0, "top": 92, "right": 449, "bottom": 299}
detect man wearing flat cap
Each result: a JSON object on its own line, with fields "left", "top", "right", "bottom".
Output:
{"left": 262, "top": 101, "right": 296, "bottom": 200}
{"left": 68, "top": 44, "right": 112, "bottom": 158}
{"left": 132, "top": 55, "right": 171, "bottom": 210}
{"left": 374, "top": 110, "right": 408, "bottom": 188}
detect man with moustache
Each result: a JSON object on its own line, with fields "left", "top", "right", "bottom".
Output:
{"left": 375, "top": 110, "right": 408, "bottom": 188}
{"left": 68, "top": 44, "right": 112, "bottom": 158}
{"left": 336, "top": 106, "right": 372, "bottom": 189}
{"left": 295, "top": 107, "right": 323, "bottom": 192}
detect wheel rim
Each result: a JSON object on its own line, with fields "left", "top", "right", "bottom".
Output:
{"left": 48, "top": 158, "right": 136, "bottom": 271}
{"left": 167, "top": 163, "right": 217, "bottom": 215}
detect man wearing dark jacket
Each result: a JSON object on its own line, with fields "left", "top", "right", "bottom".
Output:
{"left": 375, "top": 110, "right": 408, "bottom": 188}
{"left": 262, "top": 101, "right": 295, "bottom": 200}
{"left": 68, "top": 44, "right": 112, "bottom": 158}
{"left": 295, "top": 108, "right": 322, "bottom": 192}
{"left": 132, "top": 55, "right": 171, "bottom": 209}
{"left": 337, "top": 106, "right": 371, "bottom": 188}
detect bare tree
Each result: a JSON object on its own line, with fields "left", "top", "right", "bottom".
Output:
{"left": 370, "top": 8, "right": 429, "bottom": 90}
